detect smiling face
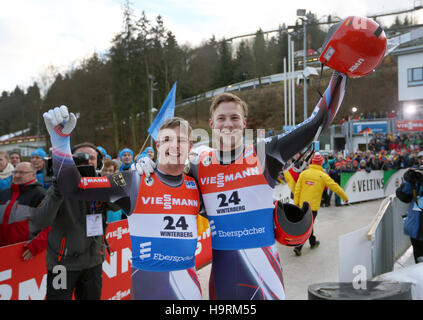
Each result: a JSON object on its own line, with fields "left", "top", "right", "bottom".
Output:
{"left": 30, "top": 155, "right": 44, "bottom": 171}
{"left": 147, "top": 149, "right": 154, "bottom": 160}
{"left": 209, "top": 101, "right": 247, "bottom": 151}
{"left": 121, "top": 152, "right": 133, "bottom": 165}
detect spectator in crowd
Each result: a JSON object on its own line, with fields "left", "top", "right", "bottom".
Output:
{"left": 97, "top": 146, "right": 112, "bottom": 160}
{"left": 394, "top": 149, "right": 410, "bottom": 169}
{"left": 359, "top": 159, "right": 371, "bottom": 173}
{"left": 0, "top": 162, "right": 49, "bottom": 261}
{"left": 367, "top": 154, "right": 379, "bottom": 170}
{"left": 322, "top": 154, "right": 336, "bottom": 173}
{"left": 329, "top": 162, "right": 343, "bottom": 206}
{"left": 415, "top": 151, "right": 423, "bottom": 168}
{"left": 378, "top": 154, "right": 390, "bottom": 171}
{"left": 0, "top": 151, "right": 13, "bottom": 191}
{"left": 30, "top": 148, "right": 50, "bottom": 189}
{"left": 408, "top": 151, "right": 419, "bottom": 168}
{"left": 9, "top": 151, "right": 21, "bottom": 167}
{"left": 139, "top": 147, "right": 155, "bottom": 161}
{"left": 321, "top": 153, "right": 336, "bottom": 207}
{"left": 32, "top": 142, "right": 111, "bottom": 300}
{"left": 353, "top": 150, "right": 364, "bottom": 163}
{"left": 352, "top": 159, "right": 359, "bottom": 171}
{"left": 396, "top": 169, "right": 423, "bottom": 264}
{"left": 111, "top": 157, "right": 121, "bottom": 171}
{"left": 388, "top": 155, "right": 397, "bottom": 169}
{"left": 101, "top": 159, "right": 118, "bottom": 177}
{"left": 293, "top": 152, "right": 349, "bottom": 256}
{"left": 326, "top": 153, "right": 338, "bottom": 206}
{"left": 118, "top": 148, "right": 134, "bottom": 171}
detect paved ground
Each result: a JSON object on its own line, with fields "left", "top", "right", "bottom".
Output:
{"left": 197, "top": 198, "right": 392, "bottom": 300}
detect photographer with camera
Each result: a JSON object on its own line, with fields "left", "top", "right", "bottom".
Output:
{"left": 395, "top": 168, "right": 423, "bottom": 264}
{"left": 32, "top": 142, "right": 114, "bottom": 300}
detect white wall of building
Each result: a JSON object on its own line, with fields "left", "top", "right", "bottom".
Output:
{"left": 0, "top": 139, "right": 47, "bottom": 157}
{"left": 398, "top": 50, "right": 423, "bottom": 102}
{"left": 352, "top": 135, "right": 372, "bottom": 152}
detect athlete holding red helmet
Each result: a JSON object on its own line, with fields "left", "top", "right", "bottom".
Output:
{"left": 138, "top": 16, "right": 388, "bottom": 300}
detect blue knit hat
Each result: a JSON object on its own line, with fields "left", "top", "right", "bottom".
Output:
{"left": 140, "top": 147, "right": 155, "bottom": 158}
{"left": 31, "top": 148, "right": 46, "bottom": 159}
{"left": 97, "top": 146, "right": 108, "bottom": 157}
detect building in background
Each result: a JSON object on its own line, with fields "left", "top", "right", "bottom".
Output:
{"left": 392, "top": 42, "right": 423, "bottom": 119}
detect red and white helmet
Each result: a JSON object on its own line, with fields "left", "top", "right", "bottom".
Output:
{"left": 274, "top": 201, "right": 313, "bottom": 247}
{"left": 319, "top": 16, "right": 387, "bottom": 78}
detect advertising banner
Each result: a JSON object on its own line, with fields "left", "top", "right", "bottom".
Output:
{"left": 341, "top": 169, "right": 407, "bottom": 203}
{"left": 353, "top": 121, "right": 388, "bottom": 134}
{"left": 0, "top": 218, "right": 212, "bottom": 300}
{"left": 396, "top": 120, "right": 423, "bottom": 132}
{"left": 101, "top": 219, "right": 132, "bottom": 300}
{"left": 341, "top": 170, "right": 385, "bottom": 203}
{"left": 0, "top": 242, "right": 47, "bottom": 300}
{"left": 383, "top": 169, "right": 407, "bottom": 197}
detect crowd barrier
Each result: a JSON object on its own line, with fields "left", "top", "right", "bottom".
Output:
{"left": 0, "top": 216, "right": 212, "bottom": 300}
{"left": 339, "top": 194, "right": 413, "bottom": 287}
{"left": 340, "top": 169, "right": 407, "bottom": 203}
{"left": 273, "top": 169, "right": 408, "bottom": 204}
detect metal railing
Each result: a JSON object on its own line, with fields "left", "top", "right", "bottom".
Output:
{"left": 367, "top": 195, "right": 411, "bottom": 277}
{"left": 175, "top": 69, "right": 320, "bottom": 108}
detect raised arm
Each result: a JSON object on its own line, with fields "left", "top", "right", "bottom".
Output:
{"left": 264, "top": 71, "right": 347, "bottom": 165}
{"left": 43, "top": 106, "right": 131, "bottom": 203}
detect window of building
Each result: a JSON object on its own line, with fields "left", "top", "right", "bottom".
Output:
{"left": 408, "top": 67, "right": 423, "bottom": 87}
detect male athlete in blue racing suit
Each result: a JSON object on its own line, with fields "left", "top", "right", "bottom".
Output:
{"left": 138, "top": 71, "right": 348, "bottom": 299}
{"left": 43, "top": 114, "right": 203, "bottom": 300}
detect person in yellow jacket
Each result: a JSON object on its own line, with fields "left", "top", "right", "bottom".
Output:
{"left": 293, "top": 152, "right": 348, "bottom": 256}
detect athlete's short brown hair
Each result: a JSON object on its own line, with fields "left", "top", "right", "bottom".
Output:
{"left": 209, "top": 92, "right": 248, "bottom": 118}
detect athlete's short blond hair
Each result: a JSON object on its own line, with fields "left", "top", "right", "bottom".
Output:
{"left": 158, "top": 117, "right": 192, "bottom": 137}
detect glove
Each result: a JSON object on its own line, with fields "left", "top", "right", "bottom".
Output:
{"left": 135, "top": 157, "right": 156, "bottom": 178}
{"left": 43, "top": 105, "right": 77, "bottom": 156}
{"left": 43, "top": 105, "right": 77, "bottom": 137}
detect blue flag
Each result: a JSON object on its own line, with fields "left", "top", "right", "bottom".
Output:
{"left": 148, "top": 82, "right": 177, "bottom": 141}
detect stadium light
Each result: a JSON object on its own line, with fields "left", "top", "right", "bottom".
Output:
{"left": 404, "top": 104, "right": 417, "bottom": 115}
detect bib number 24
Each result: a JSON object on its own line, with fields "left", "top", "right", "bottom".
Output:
{"left": 217, "top": 191, "right": 241, "bottom": 207}
{"left": 163, "top": 216, "right": 189, "bottom": 230}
